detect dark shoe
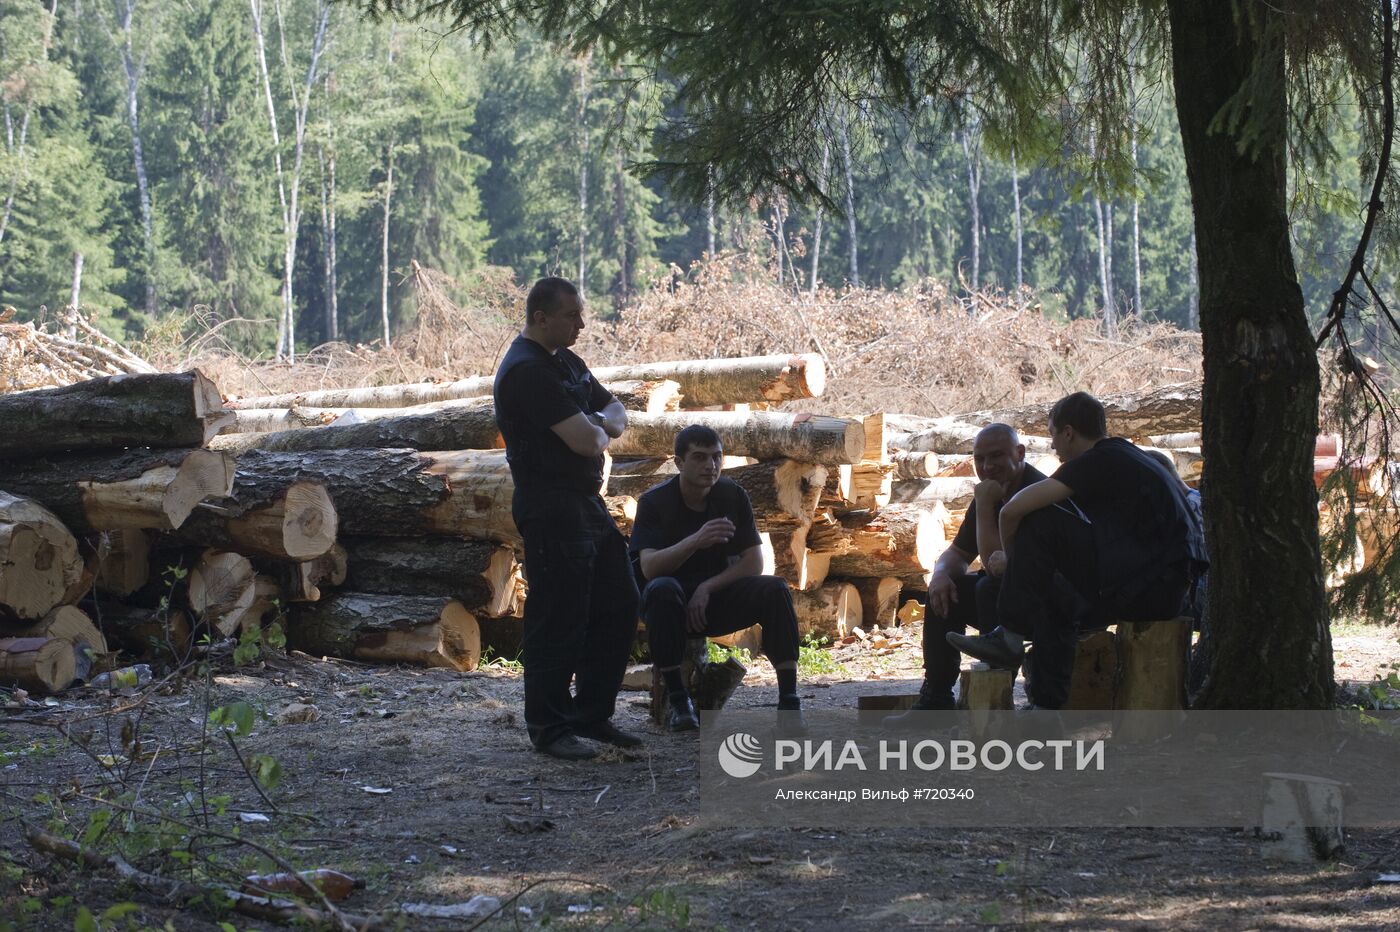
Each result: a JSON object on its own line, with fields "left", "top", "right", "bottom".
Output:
{"left": 537, "top": 734, "right": 598, "bottom": 761}
{"left": 945, "top": 626, "right": 1025, "bottom": 670}
{"left": 776, "top": 694, "right": 807, "bottom": 735}
{"left": 666, "top": 695, "right": 700, "bottom": 733}
{"left": 574, "top": 719, "right": 644, "bottom": 748}
{"left": 882, "top": 683, "right": 956, "bottom": 727}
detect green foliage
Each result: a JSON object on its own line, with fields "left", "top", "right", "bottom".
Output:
{"left": 797, "top": 635, "right": 842, "bottom": 676}
{"left": 209, "top": 701, "right": 256, "bottom": 737}
{"left": 705, "top": 641, "right": 751, "bottom": 667}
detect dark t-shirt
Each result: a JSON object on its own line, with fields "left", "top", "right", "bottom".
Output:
{"left": 493, "top": 335, "right": 614, "bottom": 494}
{"left": 1052, "top": 437, "right": 1208, "bottom": 599}
{"left": 950, "top": 462, "right": 1048, "bottom": 557}
{"left": 628, "top": 476, "right": 763, "bottom": 591}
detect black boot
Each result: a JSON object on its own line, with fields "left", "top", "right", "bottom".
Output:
{"left": 881, "top": 679, "right": 956, "bottom": 728}
{"left": 665, "top": 692, "right": 699, "bottom": 732}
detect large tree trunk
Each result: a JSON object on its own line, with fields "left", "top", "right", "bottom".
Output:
{"left": 1167, "top": 0, "right": 1331, "bottom": 708}
{"left": 222, "top": 449, "right": 521, "bottom": 547}
{"left": 0, "top": 371, "right": 231, "bottom": 456}
{"left": 177, "top": 479, "right": 337, "bottom": 561}
{"left": 0, "top": 493, "right": 83, "bottom": 622}
{"left": 611, "top": 411, "right": 863, "bottom": 465}
{"left": 340, "top": 537, "right": 518, "bottom": 617}
{"left": 0, "top": 448, "right": 235, "bottom": 533}
{"left": 288, "top": 593, "right": 480, "bottom": 671}
{"left": 210, "top": 405, "right": 503, "bottom": 454}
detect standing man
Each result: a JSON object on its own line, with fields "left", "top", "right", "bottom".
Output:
{"left": 949, "top": 392, "right": 1207, "bottom": 709}
{"left": 494, "top": 277, "right": 641, "bottom": 760}
{"left": 629, "top": 425, "right": 803, "bottom": 731}
{"left": 885, "top": 423, "right": 1053, "bottom": 723}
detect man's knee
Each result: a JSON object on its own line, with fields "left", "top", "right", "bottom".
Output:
{"left": 641, "top": 576, "right": 685, "bottom": 611}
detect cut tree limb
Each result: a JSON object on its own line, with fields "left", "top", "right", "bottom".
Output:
{"left": 0, "top": 492, "right": 83, "bottom": 622}
{"left": 0, "top": 370, "right": 231, "bottom": 456}
{"left": 611, "top": 411, "right": 864, "bottom": 465}
{"left": 0, "top": 448, "right": 235, "bottom": 533}
{"left": 93, "top": 529, "right": 152, "bottom": 597}
{"left": 288, "top": 593, "right": 480, "bottom": 671}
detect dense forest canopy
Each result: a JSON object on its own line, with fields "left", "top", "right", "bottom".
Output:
{"left": 0, "top": 0, "right": 1379, "bottom": 355}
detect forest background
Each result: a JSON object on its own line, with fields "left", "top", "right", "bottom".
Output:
{"left": 0, "top": 0, "right": 1378, "bottom": 360}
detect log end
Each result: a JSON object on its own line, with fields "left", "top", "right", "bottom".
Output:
{"left": 163, "top": 449, "right": 237, "bottom": 528}
{"left": 795, "top": 353, "right": 826, "bottom": 399}
{"left": 281, "top": 481, "right": 339, "bottom": 561}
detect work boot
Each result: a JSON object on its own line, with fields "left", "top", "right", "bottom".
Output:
{"left": 775, "top": 693, "right": 807, "bottom": 735}
{"left": 882, "top": 680, "right": 956, "bottom": 728}
{"left": 536, "top": 733, "right": 598, "bottom": 761}
{"left": 666, "top": 693, "right": 700, "bottom": 732}
{"left": 574, "top": 719, "right": 644, "bottom": 748}
{"left": 945, "top": 626, "right": 1025, "bottom": 670}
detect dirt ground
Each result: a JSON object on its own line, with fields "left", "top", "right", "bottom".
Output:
{"left": 3, "top": 623, "right": 1399, "bottom": 931}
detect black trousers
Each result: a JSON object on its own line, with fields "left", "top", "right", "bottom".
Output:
{"left": 514, "top": 488, "right": 641, "bottom": 749}
{"left": 998, "top": 505, "right": 1189, "bottom": 709}
{"left": 641, "top": 574, "right": 800, "bottom": 671}
{"left": 922, "top": 572, "right": 1001, "bottom": 700}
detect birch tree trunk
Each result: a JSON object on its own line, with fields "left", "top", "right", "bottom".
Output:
{"left": 380, "top": 139, "right": 394, "bottom": 347}
{"left": 809, "top": 142, "right": 830, "bottom": 298}
{"left": 576, "top": 50, "right": 591, "bottom": 293}
{"left": 705, "top": 165, "right": 716, "bottom": 256}
{"left": 1010, "top": 146, "right": 1023, "bottom": 294}
{"left": 1094, "top": 197, "right": 1117, "bottom": 339}
{"left": 840, "top": 117, "right": 858, "bottom": 286}
{"left": 960, "top": 126, "right": 982, "bottom": 293}
{"left": 317, "top": 143, "right": 338, "bottom": 341}
{"left": 114, "top": 0, "right": 155, "bottom": 315}
{"left": 68, "top": 252, "right": 83, "bottom": 316}
{"left": 0, "top": 0, "right": 58, "bottom": 247}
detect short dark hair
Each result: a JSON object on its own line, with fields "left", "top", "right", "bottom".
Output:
{"left": 1049, "top": 392, "right": 1107, "bottom": 439}
{"left": 674, "top": 424, "right": 722, "bottom": 458}
{"left": 525, "top": 277, "right": 579, "bottom": 325}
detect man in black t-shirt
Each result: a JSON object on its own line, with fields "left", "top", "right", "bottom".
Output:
{"left": 494, "top": 277, "right": 641, "bottom": 761}
{"left": 948, "top": 392, "right": 1208, "bottom": 709}
{"left": 885, "top": 424, "right": 1056, "bottom": 723}
{"left": 629, "top": 425, "right": 803, "bottom": 731}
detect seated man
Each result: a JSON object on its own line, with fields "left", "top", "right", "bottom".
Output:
{"left": 629, "top": 425, "right": 802, "bottom": 731}
{"left": 949, "top": 392, "right": 1208, "bottom": 709}
{"left": 886, "top": 423, "right": 1054, "bottom": 722}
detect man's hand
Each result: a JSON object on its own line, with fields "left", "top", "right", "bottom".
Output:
{"left": 688, "top": 517, "right": 735, "bottom": 550}
{"left": 986, "top": 550, "right": 1008, "bottom": 577}
{"left": 928, "top": 572, "right": 958, "bottom": 618}
{"left": 974, "top": 478, "right": 1007, "bottom": 508}
{"left": 685, "top": 583, "right": 712, "bottom": 633}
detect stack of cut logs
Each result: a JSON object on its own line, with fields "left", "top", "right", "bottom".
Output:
{"left": 0, "top": 358, "right": 1379, "bottom": 694}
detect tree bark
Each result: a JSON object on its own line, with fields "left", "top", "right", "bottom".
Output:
{"left": 13, "top": 605, "right": 106, "bottom": 680}
{"left": 0, "top": 447, "right": 235, "bottom": 532}
{"left": 288, "top": 593, "right": 480, "bottom": 671}
{"left": 1010, "top": 146, "right": 1023, "bottom": 294}
{"left": 719, "top": 460, "right": 827, "bottom": 525}
{"left": 266, "top": 543, "right": 346, "bottom": 603}
{"left": 0, "top": 370, "right": 231, "bottom": 456}
{"left": 0, "top": 493, "right": 83, "bottom": 623}
{"left": 210, "top": 405, "right": 502, "bottom": 454}
{"left": 960, "top": 126, "right": 982, "bottom": 292}
{"left": 340, "top": 537, "right": 517, "bottom": 616}
{"left": 611, "top": 411, "right": 863, "bottom": 465}
{"left": 1168, "top": 0, "right": 1331, "bottom": 708}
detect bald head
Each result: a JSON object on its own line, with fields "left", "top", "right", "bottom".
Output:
{"left": 971, "top": 422, "right": 1026, "bottom": 488}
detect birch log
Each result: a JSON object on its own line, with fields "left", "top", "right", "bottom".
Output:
{"left": 0, "top": 370, "right": 231, "bottom": 456}
{"left": 210, "top": 404, "right": 503, "bottom": 454}
{"left": 288, "top": 593, "right": 481, "bottom": 671}
{"left": 957, "top": 383, "right": 1202, "bottom": 440}
{"left": 0, "top": 448, "right": 236, "bottom": 532}
{"left": 610, "top": 411, "right": 864, "bottom": 465}
{"left": 0, "top": 493, "right": 84, "bottom": 622}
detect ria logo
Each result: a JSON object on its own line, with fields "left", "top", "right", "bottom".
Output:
{"left": 717, "top": 732, "right": 764, "bottom": 779}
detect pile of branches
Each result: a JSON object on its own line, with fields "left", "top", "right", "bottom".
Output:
{"left": 0, "top": 306, "right": 156, "bottom": 393}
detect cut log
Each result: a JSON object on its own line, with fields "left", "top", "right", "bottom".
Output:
{"left": 892, "top": 451, "right": 939, "bottom": 480}
{"left": 0, "top": 636, "right": 76, "bottom": 694}
{"left": 1113, "top": 616, "right": 1191, "bottom": 742}
{"left": 767, "top": 525, "right": 831, "bottom": 591}
{"left": 179, "top": 479, "right": 337, "bottom": 561}
{"left": 188, "top": 550, "right": 257, "bottom": 637}
{"left": 827, "top": 504, "right": 949, "bottom": 578}
{"left": 221, "top": 405, "right": 342, "bottom": 434}
{"left": 723, "top": 460, "right": 828, "bottom": 525}
{"left": 934, "top": 454, "right": 974, "bottom": 477}
{"left": 0, "top": 448, "right": 236, "bottom": 533}
{"left": 341, "top": 537, "right": 518, "bottom": 616}
{"left": 1027, "top": 628, "right": 1117, "bottom": 711}
{"left": 288, "top": 593, "right": 480, "bottom": 671}
{"left": 599, "top": 379, "right": 683, "bottom": 413}
{"left": 597, "top": 354, "right": 825, "bottom": 408}
{"left": 0, "top": 492, "right": 83, "bottom": 622}
{"left": 889, "top": 476, "right": 978, "bottom": 509}
{"left": 93, "top": 529, "right": 152, "bottom": 597}
{"left": 14, "top": 605, "right": 108, "bottom": 681}
{"left": 0, "top": 370, "right": 231, "bottom": 456}
{"left": 851, "top": 577, "right": 902, "bottom": 630}
{"left": 219, "top": 449, "right": 524, "bottom": 547}
{"left": 957, "top": 663, "right": 1015, "bottom": 711}
{"left": 894, "top": 417, "right": 1051, "bottom": 456}
{"left": 861, "top": 414, "right": 888, "bottom": 464}
{"left": 604, "top": 495, "right": 637, "bottom": 535}
{"left": 955, "top": 382, "right": 1202, "bottom": 441}
{"left": 1259, "top": 773, "right": 1346, "bottom": 863}
{"left": 791, "top": 581, "right": 860, "bottom": 641}
{"left": 228, "top": 376, "right": 498, "bottom": 410}
{"left": 82, "top": 600, "right": 191, "bottom": 659}
{"left": 210, "top": 404, "right": 503, "bottom": 455}
{"left": 847, "top": 462, "right": 893, "bottom": 511}
{"left": 270, "top": 544, "right": 348, "bottom": 603}
{"left": 610, "top": 411, "right": 864, "bottom": 465}
{"left": 819, "top": 464, "right": 854, "bottom": 509}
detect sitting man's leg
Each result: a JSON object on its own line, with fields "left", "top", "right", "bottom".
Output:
{"left": 901, "top": 573, "right": 994, "bottom": 717}
{"left": 704, "top": 575, "right": 802, "bottom": 710}
{"left": 640, "top": 576, "right": 700, "bottom": 731}
{"left": 949, "top": 505, "right": 1097, "bottom": 709}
